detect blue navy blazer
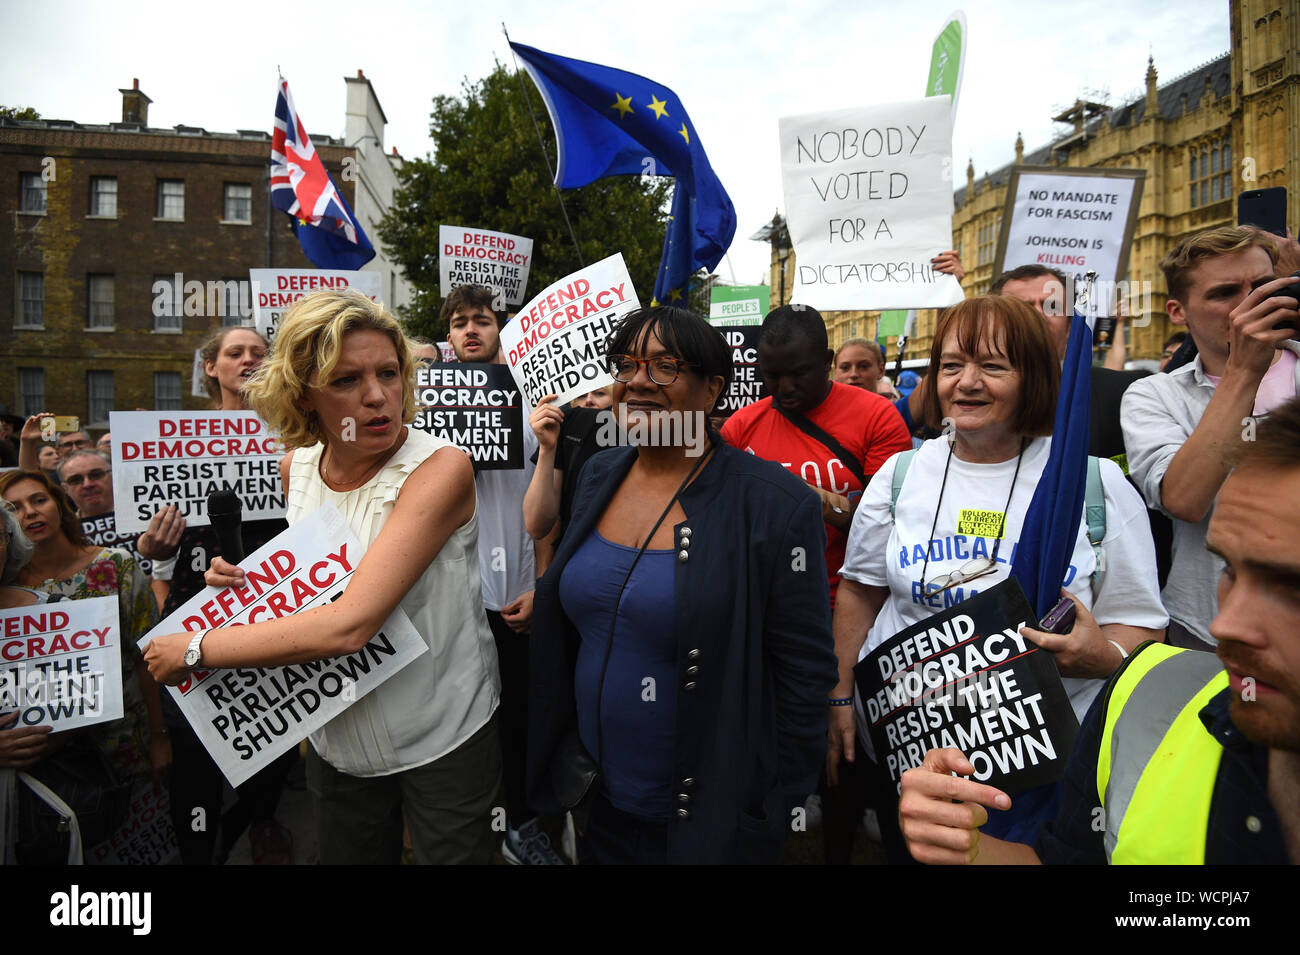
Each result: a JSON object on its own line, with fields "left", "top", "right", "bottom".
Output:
{"left": 526, "top": 438, "right": 837, "bottom": 864}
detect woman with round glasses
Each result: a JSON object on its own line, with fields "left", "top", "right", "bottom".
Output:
{"left": 826, "top": 296, "right": 1167, "bottom": 859}
{"left": 528, "top": 305, "right": 838, "bottom": 865}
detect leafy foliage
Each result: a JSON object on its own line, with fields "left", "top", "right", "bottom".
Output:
{"left": 378, "top": 63, "right": 674, "bottom": 340}
{"left": 0, "top": 105, "right": 41, "bottom": 120}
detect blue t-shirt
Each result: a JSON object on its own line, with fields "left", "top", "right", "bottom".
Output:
{"left": 559, "top": 530, "right": 677, "bottom": 819}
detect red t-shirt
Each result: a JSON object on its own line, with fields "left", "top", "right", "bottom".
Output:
{"left": 721, "top": 382, "right": 913, "bottom": 606}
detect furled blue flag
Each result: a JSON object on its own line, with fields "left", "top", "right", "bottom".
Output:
{"left": 979, "top": 304, "right": 1092, "bottom": 844}
{"left": 271, "top": 78, "right": 376, "bottom": 271}
{"left": 508, "top": 41, "right": 736, "bottom": 305}
{"left": 1009, "top": 307, "right": 1092, "bottom": 619}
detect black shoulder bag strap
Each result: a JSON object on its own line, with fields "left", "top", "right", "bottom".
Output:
{"left": 772, "top": 399, "right": 868, "bottom": 488}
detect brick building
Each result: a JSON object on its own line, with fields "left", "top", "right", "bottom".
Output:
{"left": 1, "top": 74, "right": 408, "bottom": 429}
{"left": 757, "top": 0, "right": 1299, "bottom": 366}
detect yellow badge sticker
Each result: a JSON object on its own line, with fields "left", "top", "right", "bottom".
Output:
{"left": 956, "top": 508, "right": 1006, "bottom": 539}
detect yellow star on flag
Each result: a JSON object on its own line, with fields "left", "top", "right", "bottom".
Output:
{"left": 678, "top": 122, "right": 689, "bottom": 144}
{"left": 647, "top": 95, "right": 669, "bottom": 120}
{"left": 609, "top": 93, "right": 634, "bottom": 118}
{"left": 668, "top": 287, "right": 683, "bottom": 302}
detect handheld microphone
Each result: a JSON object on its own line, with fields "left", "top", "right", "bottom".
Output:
{"left": 207, "top": 488, "right": 245, "bottom": 564}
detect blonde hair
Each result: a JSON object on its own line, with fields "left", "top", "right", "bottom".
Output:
{"left": 1161, "top": 225, "right": 1278, "bottom": 303}
{"left": 244, "top": 289, "right": 417, "bottom": 450}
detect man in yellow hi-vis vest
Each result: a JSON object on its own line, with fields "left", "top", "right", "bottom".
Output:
{"left": 897, "top": 397, "right": 1300, "bottom": 865}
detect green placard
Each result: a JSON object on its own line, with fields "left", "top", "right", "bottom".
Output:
{"left": 709, "top": 284, "right": 771, "bottom": 327}
{"left": 926, "top": 12, "right": 966, "bottom": 113}
{"left": 877, "top": 309, "right": 909, "bottom": 339}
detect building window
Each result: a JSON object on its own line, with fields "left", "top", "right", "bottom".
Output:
{"left": 88, "top": 275, "right": 116, "bottom": 329}
{"left": 19, "top": 173, "right": 46, "bottom": 213}
{"left": 223, "top": 183, "right": 253, "bottom": 223}
{"left": 218, "top": 277, "right": 251, "bottom": 327}
{"left": 1189, "top": 140, "right": 1231, "bottom": 209}
{"left": 17, "top": 368, "right": 44, "bottom": 418}
{"left": 17, "top": 272, "right": 43, "bottom": 328}
{"left": 87, "top": 371, "right": 115, "bottom": 427}
{"left": 154, "top": 372, "right": 183, "bottom": 410}
{"left": 977, "top": 217, "right": 1000, "bottom": 266}
{"left": 156, "top": 179, "right": 185, "bottom": 220}
{"left": 89, "top": 177, "right": 118, "bottom": 217}
{"left": 87, "top": 274, "right": 115, "bottom": 329}
{"left": 152, "top": 274, "right": 183, "bottom": 331}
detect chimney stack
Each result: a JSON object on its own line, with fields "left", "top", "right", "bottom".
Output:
{"left": 119, "top": 78, "right": 152, "bottom": 126}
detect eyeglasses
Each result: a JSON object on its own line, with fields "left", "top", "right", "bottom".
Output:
{"left": 608, "top": 354, "right": 698, "bottom": 386}
{"left": 59, "top": 439, "right": 90, "bottom": 450}
{"left": 922, "top": 557, "right": 999, "bottom": 597}
{"left": 63, "top": 468, "right": 109, "bottom": 487}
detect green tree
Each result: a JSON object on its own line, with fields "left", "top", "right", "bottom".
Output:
{"left": 378, "top": 63, "right": 674, "bottom": 340}
{"left": 0, "top": 106, "right": 41, "bottom": 120}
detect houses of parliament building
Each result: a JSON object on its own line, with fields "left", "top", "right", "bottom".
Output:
{"left": 760, "top": 0, "right": 1300, "bottom": 365}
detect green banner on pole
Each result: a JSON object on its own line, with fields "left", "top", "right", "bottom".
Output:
{"left": 925, "top": 11, "right": 967, "bottom": 116}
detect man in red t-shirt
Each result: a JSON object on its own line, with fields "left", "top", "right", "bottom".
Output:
{"left": 722, "top": 305, "right": 912, "bottom": 609}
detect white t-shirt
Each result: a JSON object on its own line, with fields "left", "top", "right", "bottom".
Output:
{"left": 840, "top": 435, "right": 1168, "bottom": 725}
{"left": 474, "top": 425, "right": 538, "bottom": 611}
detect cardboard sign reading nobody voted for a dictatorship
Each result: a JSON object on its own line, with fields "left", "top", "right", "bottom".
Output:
{"left": 413, "top": 364, "right": 524, "bottom": 470}
{"left": 248, "top": 268, "right": 383, "bottom": 343}
{"left": 0, "top": 596, "right": 123, "bottom": 733}
{"left": 439, "top": 225, "right": 534, "bottom": 307}
{"left": 499, "top": 253, "right": 641, "bottom": 408}
{"left": 715, "top": 325, "right": 769, "bottom": 417}
{"left": 780, "top": 97, "right": 964, "bottom": 311}
{"left": 854, "top": 578, "right": 1078, "bottom": 795}
{"left": 139, "top": 505, "right": 425, "bottom": 788}
{"left": 110, "top": 410, "right": 285, "bottom": 535}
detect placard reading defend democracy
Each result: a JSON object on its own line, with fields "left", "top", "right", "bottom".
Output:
{"left": 854, "top": 579, "right": 1078, "bottom": 794}
{"left": 500, "top": 253, "right": 640, "bottom": 408}
{"left": 414, "top": 363, "right": 524, "bottom": 470}
{"left": 110, "top": 410, "right": 285, "bottom": 535}
{"left": 140, "top": 505, "right": 426, "bottom": 788}
{"left": 715, "top": 326, "right": 768, "bottom": 416}
{"left": 249, "top": 268, "right": 383, "bottom": 342}
{"left": 439, "top": 225, "right": 534, "bottom": 307}
{"left": 0, "top": 596, "right": 123, "bottom": 732}
{"left": 82, "top": 512, "right": 152, "bottom": 577}
{"left": 89, "top": 782, "right": 179, "bottom": 866}
{"left": 780, "top": 97, "right": 964, "bottom": 311}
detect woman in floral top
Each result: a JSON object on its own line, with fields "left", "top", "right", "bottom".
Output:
{"left": 0, "top": 470, "right": 163, "bottom": 788}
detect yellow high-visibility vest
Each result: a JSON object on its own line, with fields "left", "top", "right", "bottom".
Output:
{"left": 1096, "top": 642, "right": 1228, "bottom": 864}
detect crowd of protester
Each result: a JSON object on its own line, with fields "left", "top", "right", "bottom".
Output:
{"left": 2, "top": 222, "right": 1298, "bottom": 866}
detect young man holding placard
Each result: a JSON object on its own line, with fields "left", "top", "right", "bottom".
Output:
{"left": 1121, "top": 226, "right": 1300, "bottom": 650}
{"left": 444, "top": 285, "right": 562, "bottom": 865}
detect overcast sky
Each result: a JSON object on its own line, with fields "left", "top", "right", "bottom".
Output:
{"left": 2, "top": 0, "right": 1230, "bottom": 287}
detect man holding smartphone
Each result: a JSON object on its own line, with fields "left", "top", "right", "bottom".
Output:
{"left": 1121, "top": 226, "right": 1300, "bottom": 650}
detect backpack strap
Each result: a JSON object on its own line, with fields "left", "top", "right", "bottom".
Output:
{"left": 889, "top": 450, "right": 917, "bottom": 519}
{"left": 772, "top": 400, "right": 869, "bottom": 488}
{"left": 1086, "top": 455, "right": 1107, "bottom": 586}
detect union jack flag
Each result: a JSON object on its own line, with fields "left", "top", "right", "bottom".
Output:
{"left": 271, "top": 78, "right": 375, "bottom": 270}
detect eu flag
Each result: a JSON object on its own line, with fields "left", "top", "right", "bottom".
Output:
{"left": 509, "top": 41, "right": 735, "bottom": 305}
{"left": 981, "top": 306, "right": 1092, "bottom": 844}
{"left": 1010, "top": 307, "right": 1092, "bottom": 618}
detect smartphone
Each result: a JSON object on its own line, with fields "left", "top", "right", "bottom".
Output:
{"left": 1039, "top": 596, "right": 1076, "bottom": 635}
{"left": 1238, "top": 187, "right": 1288, "bottom": 237}
{"left": 52, "top": 415, "right": 80, "bottom": 433}
{"left": 1249, "top": 270, "right": 1300, "bottom": 333}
